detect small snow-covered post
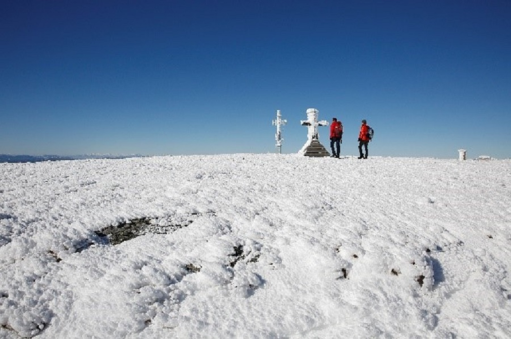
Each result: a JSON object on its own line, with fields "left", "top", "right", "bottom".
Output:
{"left": 299, "top": 108, "right": 330, "bottom": 157}
{"left": 458, "top": 149, "right": 467, "bottom": 161}
{"left": 272, "top": 110, "right": 287, "bottom": 154}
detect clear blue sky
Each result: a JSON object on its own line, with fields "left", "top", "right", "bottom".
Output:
{"left": 1, "top": 0, "right": 510, "bottom": 158}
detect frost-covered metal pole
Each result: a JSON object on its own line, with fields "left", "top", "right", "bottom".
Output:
{"left": 272, "top": 110, "right": 287, "bottom": 154}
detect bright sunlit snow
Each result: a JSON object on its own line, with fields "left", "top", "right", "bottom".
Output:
{"left": 1, "top": 154, "right": 510, "bottom": 338}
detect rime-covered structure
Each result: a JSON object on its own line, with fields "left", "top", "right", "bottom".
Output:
{"left": 298, "top": 108, "right": 330, "bottom": 157}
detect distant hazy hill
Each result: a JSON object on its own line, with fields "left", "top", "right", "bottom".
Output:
{"left": 0, "top": 154, "right": 144, "bottom": 163}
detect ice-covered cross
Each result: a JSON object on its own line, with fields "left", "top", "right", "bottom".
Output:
{"left": 301, "top": 108, "right": 328, "bottom": 141}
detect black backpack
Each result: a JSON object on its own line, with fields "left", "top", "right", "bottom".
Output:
{"left": 334, "top": 122, "right": 343, "bottom": 138}
{"left": 367, "top": 126, "right": 374, "bottom": 140}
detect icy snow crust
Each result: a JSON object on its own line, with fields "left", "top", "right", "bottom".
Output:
{"left": 0, "top": 154, "right": 510, "bottom": 338}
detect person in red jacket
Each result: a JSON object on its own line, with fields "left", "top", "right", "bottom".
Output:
{"left": 329, "top": 117, "right": 343, "bottom": 158}
{"left": 358, "top": 119, "right": 369, "bottom": 159}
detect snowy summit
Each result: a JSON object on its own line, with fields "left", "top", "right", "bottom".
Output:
{"left": 1, "top": 154, "right": 510, "bottom": 338}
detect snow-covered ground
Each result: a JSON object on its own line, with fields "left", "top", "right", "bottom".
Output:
{"left": 1, "top": 154, "right": 510, "bottom": 338}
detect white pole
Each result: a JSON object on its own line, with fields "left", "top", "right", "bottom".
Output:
{"left": 458, "top": 149, "right": 467, "bottom": 161}
{"left": 272, "top": 110, "right": 287, "bottom": 154}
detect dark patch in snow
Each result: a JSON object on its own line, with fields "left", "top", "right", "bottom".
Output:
{"left": 47, "top": 250, "right": 62, "bottom": 263}
{"left": 0, "top": 236, "right": 10, "bottom": 247}
{"left": 229, "top": 245, "right": 261, "bottom": 267}
{"left": 1, "top": 319, "right": 49, "bottom": 338}
{"left": 487, "top": 234, "right": 493, "bottom": 239}
{"left": 95, "top": 212, "right": 211, "bottom": 245}
{"left": 353, "top": 254, "right": 358, "bottom": 258}
{"left": 1, "top": 323, "right": 15, "bottom": 333}
{"left": 233, "top": 245, "right": 243, "bottom": 257}
{"left": 431, "top": 258, "right": 445, "bottom": 286}
{"left": 95, "top": 217, "right": 153, "bottom": 245}
{"left": 391, "top": 269, "right": 400, "bottom": 276}
{"left": 248, "top": 253, "right": 261, "bottom": 263}
{"left": 501, "top": 287, "right": 510, "bottom": 300}
{"left": 416, "top": 275, "right": 425, "bottom": 287}
{"left": 185, "top": 264, "right": 201, "bottom": 273}
{"left": 0, "top": 213, "right": 12, "bottom": 220}
{"left": 229, "top": 245, "right": 244, "bottom": 267}
{"left": 74, "top": 239, "right": 97, "bottom": 253}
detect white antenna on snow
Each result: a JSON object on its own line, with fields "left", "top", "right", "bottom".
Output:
{"left": 272, "top": 110, "right": 287, "bottom": 154}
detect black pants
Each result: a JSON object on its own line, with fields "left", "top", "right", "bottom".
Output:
{"left": 330, "top": 138, "right": 341, "bottom": 157}
{"left": 358, "top": 140, "right": 368, "bottom": 158}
